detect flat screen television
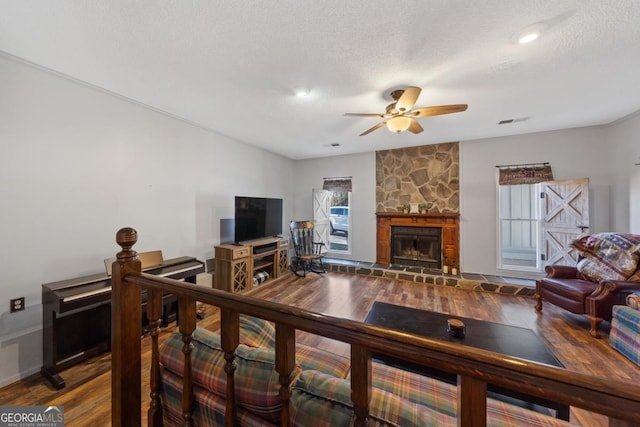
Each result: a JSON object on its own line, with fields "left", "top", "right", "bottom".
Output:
{"left": 234, "top": 196, "right": 283, "bottom": 243}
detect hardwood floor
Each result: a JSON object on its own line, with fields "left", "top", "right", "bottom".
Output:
{"left": 2, "top": 272, "right": 637, "bottom": 426}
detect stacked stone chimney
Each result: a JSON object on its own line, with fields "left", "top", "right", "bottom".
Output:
{"left": 375, "top": 142, "right": 459, "bottom": 213}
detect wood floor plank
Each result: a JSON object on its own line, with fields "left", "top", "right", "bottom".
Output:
{"left": 1, "top": 272, "right": 636, "bottom": 426}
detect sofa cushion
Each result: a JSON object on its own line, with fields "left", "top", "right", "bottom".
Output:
{"left": 240, "top": 314, "right": 276, "bottom": 348}
{"left": 289, "top": 369, "right": 457, "bottom": 427}
{"left": 538, "top": 277, "right": 598, "bottom": 300}
{"left": 369, "top": 362, "right": 457, "bottom": 417}
{"left": 369, "top": 362, "right": 574, "bottom": 427}
{"left": 571, "top": 233, "right": 640, "bottom": 282}
{"left": 160, "top": 368, "right": 278, "bottom": 427}
{"left": 486, "top": 399, "right": 574, "bottom": 427}
{"left": 296, "top": 343, "right": 351, "bottom": 379}
{"left": 160, "top": 328, "right": 301, "bottom": 423}
{"left": 239, "top": 315, "right": 352, "bottom": 378}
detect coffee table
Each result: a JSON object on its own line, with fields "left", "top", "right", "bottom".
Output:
{"left": 364, "top": 301, "right": 569, "bottom": 420}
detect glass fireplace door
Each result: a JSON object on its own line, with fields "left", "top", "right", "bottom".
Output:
{"left": 390, "top": 226, "right": 442, "bottom": 269}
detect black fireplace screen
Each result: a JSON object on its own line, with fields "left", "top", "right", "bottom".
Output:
{"left": 390, "top": 226, "right": 442, "bottom": 268}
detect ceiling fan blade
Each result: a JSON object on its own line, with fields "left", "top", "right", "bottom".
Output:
{"left": 395, "top": 86, "right": 422, "bottom": 113}
{"left": 360, "top": 121, "right": 386, "bottom": 136}
{"left": 407, "top": 119, "right": 424, "bottom": 134}
{"left": 411, "top": 104, "right": 468, "bottom": 118}
{"left": 344, "top": 113, "right": 386, "bottom": 118}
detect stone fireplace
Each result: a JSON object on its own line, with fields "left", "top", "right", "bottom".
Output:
{"left": 375, "top": 143, "right": 460, "bottom": 270}
{"left": 376, "top": 212, "right": 459, "bottom": 270}
{"left": 375, "top": 142, "right": 459, "bottom": 213}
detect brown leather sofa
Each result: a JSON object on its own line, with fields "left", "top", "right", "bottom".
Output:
{"left": 535, "top": 233, "right": 640, "bottom": 338}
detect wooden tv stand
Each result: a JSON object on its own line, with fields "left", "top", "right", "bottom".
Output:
{"left": 214, "top": 237, "right": 289, "bottom": 293}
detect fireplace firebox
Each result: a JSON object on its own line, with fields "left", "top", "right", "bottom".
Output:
{"left": 375, "top": 212, "right": 459, "bottom": 270}
{"left": 391, "top": 226, "right": 442, "bottom": 268}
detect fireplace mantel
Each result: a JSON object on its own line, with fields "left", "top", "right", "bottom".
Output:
{"left": 375, "top": 212, "right": 459, "bottom": 269}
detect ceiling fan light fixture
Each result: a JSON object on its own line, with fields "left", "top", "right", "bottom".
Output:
{"left": 394, "top": 86, "right": 421, "bottom": 113}
{"left": 344, "top": 85, "right": 468, "bottom": 136}
{"left": 386, "top": 116, "right": 412, "bottom": 133}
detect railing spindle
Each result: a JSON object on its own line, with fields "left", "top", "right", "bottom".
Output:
{"left": 220, "top": 308, "right": 240, "bottom": 427}
{"left": 178, "top": 296, "right": 197, "bottom": 427}
{"left": 146, "top": 288, "right": 163, "bottom": 427}
{"left": 351, "top": 345, "right": 372, "bottom": 426}
{"left": 458, "top": 374, "right": 487, "bottom": 427}
{"left": 275, "top": 323, "right": 296, "bottom": 427}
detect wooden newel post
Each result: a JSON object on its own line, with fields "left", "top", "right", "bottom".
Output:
{"left": 111, "top": 227, "right": 143, "bottom": 427}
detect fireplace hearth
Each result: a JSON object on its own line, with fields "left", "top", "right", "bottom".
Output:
{"left": 391, "top": 226, "right": 441, "bottom": 268}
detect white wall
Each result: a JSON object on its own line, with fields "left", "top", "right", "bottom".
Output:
{"left": 0, "top": 54, "right": 295, "bottom": 386}
{"left": 459, "top": 127, "right": 611, "bottom": 277}
{"left": 606, "top": 111, "right": 640, "bottom": 231}
{"left": 292, "top": 152, "right": 377, "bottom": 262}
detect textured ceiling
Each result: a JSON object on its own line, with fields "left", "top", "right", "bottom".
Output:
{"left": 1, "top": 1, "right": 639, "bottom": 159}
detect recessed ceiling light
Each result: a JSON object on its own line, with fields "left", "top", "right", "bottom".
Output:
{"left": 513, "top": 22, "right": 548, "bottom": 44}
{"left": 295, "top": 89, "right": 310, "bottom": 97}
{"left": 518, "top": 33, "right": 539, "bottom": 44}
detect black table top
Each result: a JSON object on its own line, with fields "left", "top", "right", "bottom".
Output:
{"left": 364, "top": 301, "right": 563, "bottom": 368}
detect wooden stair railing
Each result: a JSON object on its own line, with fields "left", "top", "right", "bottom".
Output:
{"left": 111, "top": 228, "right": 640, "bottom": 427}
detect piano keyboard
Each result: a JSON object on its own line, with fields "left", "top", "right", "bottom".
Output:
{"left": 63, "top": 286, "right": 111, "bottom": 303}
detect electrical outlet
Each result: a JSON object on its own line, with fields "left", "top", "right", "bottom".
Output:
{"left": 10, "top": 297, "right": 25, "bottom": 313}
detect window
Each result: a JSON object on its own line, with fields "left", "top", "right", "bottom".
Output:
{"left": 498, "top": 184, "right": 540, "bottom": 271}
{"left": 328, "top": 192, "right": 350, "bottom": 253}
{"left": 312, "top": 188, "right": 351, "bottom": 254}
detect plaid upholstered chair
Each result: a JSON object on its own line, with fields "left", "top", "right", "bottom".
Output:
{"left": 289, "top": 220, "right": 326, "bottom": 277}
{"left": 610, "top": 292, "right": 640, "bottom": 366}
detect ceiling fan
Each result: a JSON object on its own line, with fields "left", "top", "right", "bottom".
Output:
{"left": 344, "top": 86, "right": 468, "bottom": 136}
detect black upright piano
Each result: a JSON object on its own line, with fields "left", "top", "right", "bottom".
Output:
{"left": 41, "top": 255, "right": 205, "bottom": 389}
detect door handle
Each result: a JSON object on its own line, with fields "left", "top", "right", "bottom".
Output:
{"left": 577, "top": 225, "right": 589, "bottom": 232}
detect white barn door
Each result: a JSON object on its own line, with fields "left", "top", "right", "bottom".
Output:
{"left": 540, "top": 178, "right": 590, "bottom": 267}
{"left": 312, "top": 189, "right": 331, "bottom": 251}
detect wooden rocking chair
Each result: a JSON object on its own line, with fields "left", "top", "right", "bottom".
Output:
{"left": 289, "top": 220, "right": 326, "bottom": 277}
